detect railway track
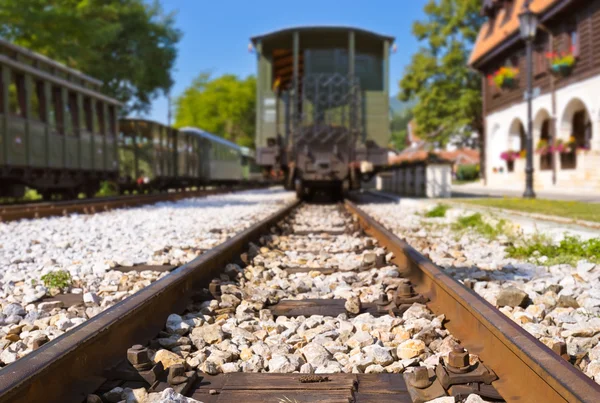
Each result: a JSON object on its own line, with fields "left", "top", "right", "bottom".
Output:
{"left": 0, "top": 195, "right": 598, "bottom": 403}
{"left": 0, "top": 185, "right": 265, "bottom": 222}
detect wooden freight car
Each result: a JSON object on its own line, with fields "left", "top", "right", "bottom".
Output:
{"left": 250, "top": 26, "right": 394, "bottom": 199}
{"left": 0, "top": 38, "right": 120, "bottom": 199}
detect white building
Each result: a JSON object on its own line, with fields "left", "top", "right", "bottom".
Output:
{"left": 470, "top": 0, "right": 600, "bottom": 192}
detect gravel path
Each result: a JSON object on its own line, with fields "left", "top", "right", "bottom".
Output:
{"left": 0, "top": 188, "right": 294, "bottom": 368}
{"left": 97, "top": 204, "right": 488, "bottom": 403}
{"left": 362, "top": 198, "right": 600, "bottom": 384}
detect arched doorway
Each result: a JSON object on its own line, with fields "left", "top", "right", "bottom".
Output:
{"left": 506, "top": 118, "right": 526, "bottom": 173}
{"left": 560, "top": 98, "right": 592, "bottom": 169}
{"left": 534, "top": 109, "right": 552, "bottom": 171}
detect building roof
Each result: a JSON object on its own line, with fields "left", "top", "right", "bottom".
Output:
{"left": 389, "top": 148, "right": 480, "bottom": 166}
{"left": 469, "top": 0, "right": 559, "bottom": 66}
{"left": 180, "top": 127, "right": 243, "bottom": 151}
{"left": 250, "top": 26, "right": 394, "bottom": 44}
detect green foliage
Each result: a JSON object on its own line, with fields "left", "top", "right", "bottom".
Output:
{"left": 389, "top": 108, "right": 413, "bottom": 151}
{"left": 425, "top": 204, "right": 450, "bottom": 218}
{"left": 507, "top": 235, "right": 600, "bottom": 266}
{"left": 456, "top": 164, "right": 479, "bottom": 181}
{"left": 41, "top": 270, "right": 72, "bottom": 290}
{"left": 175, "top": 73, "right": 256, "bottom": 147}
{"left": 399, "top": 0, "right": 484, "bottom": 146}
{"left": 0, "top": 0, "right": 181, "bottom": 114}
{"left": 453, "top": 213, "right": 508, "bottom": 240}
{"left": 96, "top": 181, "right": 119, "bottom": 197}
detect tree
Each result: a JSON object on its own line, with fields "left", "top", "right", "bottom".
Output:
{"left": 389, "top": 109, "right": 414, "bottom": 151}
{"left": 0, "top": 0, "right": 181, "bottom": 115}
{"left": 175, "top": 73, "right": 256, "bottom": 148}
{"left": 399, "top": 0, "right": 484, "bottom": 147}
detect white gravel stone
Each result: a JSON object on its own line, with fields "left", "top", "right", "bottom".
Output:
{"left": 363, "top": 199, "right": 600, "bottom": 383}
{"left": 0, "top": 189, "right": 293, "bottom": 369}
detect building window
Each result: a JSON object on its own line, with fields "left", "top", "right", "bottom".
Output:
{"left": 567, "top": 21, "right": 579, "bottom": 57}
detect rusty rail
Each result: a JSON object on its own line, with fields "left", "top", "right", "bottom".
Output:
{"left": 0, "top": 186, "right": 264, "bottom": 222}
{"left": 0, "top": 199, "right": 300, "bottom": 403}
{"left": 345, "top": 198, "right": 600, "bottom": 403}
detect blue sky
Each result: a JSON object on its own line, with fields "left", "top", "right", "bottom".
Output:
{"left": 141, "top": 0, "right": 429, "bottom": 124}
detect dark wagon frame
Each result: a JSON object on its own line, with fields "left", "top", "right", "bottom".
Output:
{"left": 250, "top": 26, "right": 394, "bottom": 199}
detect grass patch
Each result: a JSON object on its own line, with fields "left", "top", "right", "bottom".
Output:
{"left": 507, "top": 234, "right": 600, "bottom": 266}
{"left": 41, "top": 270, "right": 72, "bottom": 291}
{"left": 425, "top": 204, "right": 450, "bottom": 218}
{"left": 457, "top": 198, "right": 600, "bottom": 223}
{"left": 452, "top": 212, "right": 510, "bottom": 240}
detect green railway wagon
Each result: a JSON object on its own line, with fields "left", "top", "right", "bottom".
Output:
{"left": 0, "top": 38, "right": 120, "bottom": 199}
{"left": 250, "top": 26, "right": 394, "bottom": 198}
{"left": 118, "top": 119, "right": 203, "bottom": 191}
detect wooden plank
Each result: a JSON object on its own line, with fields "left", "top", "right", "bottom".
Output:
{"left": 216, "top": 390, "right": 352, "bottom": 403}
{"left": 354, "top": 393, "right": 412, "bottom": 403}
{"left": 283, "top": 266, "right": 337, "bottom": 275}
{"left": 41, "top": 293, "right": 83, "bottom": 308}
{"left": 293, "top": 229, "right": 347, "bottom": 236}
{"left": 113, "top": 265, "right": 176, "bottom": 273}
{"left": 221, "top": 373, "right": 357, "bottom": 391}
{"left": 356, "top": 374, "right": 408, "bottom": 393}
{"left": 270, "top": 299, "right": 385, "bottom": 317}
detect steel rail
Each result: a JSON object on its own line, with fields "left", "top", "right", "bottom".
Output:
{"left": 345, "top": 198, "right": 600, "bottom": 403}
{"left": 0, "top": 185, "right": 266, "bottom": 222}
{"left": 0, "top": 199, "right": 300, "bottom": 403}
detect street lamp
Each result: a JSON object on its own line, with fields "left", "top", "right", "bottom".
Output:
{"left": 519, "top": 0, "right": 538, "bottom": 199}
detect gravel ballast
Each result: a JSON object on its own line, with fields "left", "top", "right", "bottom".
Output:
{"left": 0, "top": 188, "right": 294, "bottom": 368}
{"left": 100, "top": 204, "right": 489, "bottom": 403}
{"left": 362, "top": 198, "right": 600, "bottom": 383}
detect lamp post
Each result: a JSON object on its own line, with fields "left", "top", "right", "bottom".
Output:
{"left": 519, "top": 0, "right": 538, "bottom": 199}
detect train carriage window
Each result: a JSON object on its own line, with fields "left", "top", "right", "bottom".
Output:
{"left": 30, "top": 80, "right": 46, "bottom": 122}
{"left": 49, "top": 86, "right": 64, "bottom": 134}
{"left": 96, "top": 101, "right": 105, "bottom": 135}
{"left": 64, "top": 92, "right": 77, "bottom": 136}
{"left": 83, "top": 97, "right": 93, "bottom": 132}
{"left": 67, "top": 92, "right": 79, "bottom": 134}
{"left": 107, "top": 105, "right": 116, "bottom": 137}
{"left": 8, "top": 72, "right": 26, "bottom": 118}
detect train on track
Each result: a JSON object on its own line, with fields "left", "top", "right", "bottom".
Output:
{"left": 0, "top": 26, "right": 395, "bottom": 201}
{"left": 250, "top": 26, "right": 395, "bottom": 199}
{"left": 0, "top": 39, "right": 263, "bottom": 200}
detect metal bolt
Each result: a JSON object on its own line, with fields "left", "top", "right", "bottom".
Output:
{"left": 168, "top": 363, "right": 188, "bottom": 385}
{"left": 375, "top": 254, "right": 386, "bottom": 268}
{"left": 448, "top": 346, "right": 470, "bottom": 369}
{"left": 365, "top": 239, "right": 374, "bottom": 249}
{"left": 411, "top": 366, "right": 432, "bottom": 389}
{"left": 397, "top": 283, "right": 413, "bottom": 298}
{"left": 377, "top": 293, "right": 389, "bottom": 305}
{"left": 552, "top": 341, "right": 569, "bottom": 360}
{"left": 127, "top": 345, "right": 150, "bottom": 366}
{"left": 209, "top": 279, "right": 222, "bottom": 299}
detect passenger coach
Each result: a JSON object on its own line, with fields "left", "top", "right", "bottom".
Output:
{"left": 0, "top": 38, "right": 120, "bottom": 199}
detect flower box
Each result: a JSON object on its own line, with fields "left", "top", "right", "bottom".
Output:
{"left": 546, "top": 50, "right": 577, "bottom": 78}
{"left": 488, "top": 67, "right": 519, "bottom": 90}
